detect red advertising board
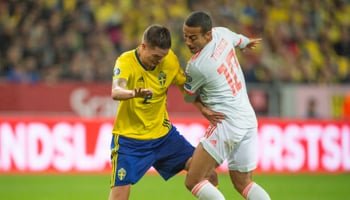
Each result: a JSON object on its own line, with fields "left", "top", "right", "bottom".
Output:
{"left": 0, "top": 117, "right": 349, "bottom": 174}
{"left": 0, "top": 82, "right": 198, "bottom": 117}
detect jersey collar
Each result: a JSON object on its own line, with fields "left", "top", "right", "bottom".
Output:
{"left": 135, "top": 49, "right": 155, "bottom": 71}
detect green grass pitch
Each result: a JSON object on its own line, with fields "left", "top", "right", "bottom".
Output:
{"left": 0, "top": 173, "right": 349, "bottom": 200}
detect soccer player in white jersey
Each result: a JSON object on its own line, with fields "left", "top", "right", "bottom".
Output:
{"left": 182, "top": 11, "right": 271, "bottom": 200}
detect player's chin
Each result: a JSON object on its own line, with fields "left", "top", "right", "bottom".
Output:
{"left": 189, "top": 48, "right": 198, "bottom": 54}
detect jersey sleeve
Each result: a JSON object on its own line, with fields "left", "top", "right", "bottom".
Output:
{"left": 173, "top": 67, "right": 186, "bottom": 86}
{"left": 233, "top": 33, "right": 250, "bottom": 49}
{"left": 184, "top": 63, "right": 205, "bottom": 95}
{"left": 223, "top": 27, "right": 250, "bottom": 49}
{"left": 168, "top": 50, "right": 186, "bottom": 87}
{"left": 113, "top": 54, "right": 131, "bottom": 81}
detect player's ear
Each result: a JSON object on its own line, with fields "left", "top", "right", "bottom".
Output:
{"left": 205, "top": 30, "right": 212, "bottom": 41}
{"left": 140, "top": 43, "right": 146, "bottom": 50}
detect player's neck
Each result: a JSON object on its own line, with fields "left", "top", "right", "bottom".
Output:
{"left": 136, "top": 48, "right": 155, "bottom": 71}
{"left": 135, "top": 48, "right": 155, "bottom": 71}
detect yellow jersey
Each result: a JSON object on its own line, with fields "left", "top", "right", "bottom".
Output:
{"left": 112, "top": 49, "right": 185, "bottom": 140}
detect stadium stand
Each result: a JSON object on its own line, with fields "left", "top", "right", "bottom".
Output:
{"left": 0, "top": 0, "right": 349, "bottom": 84}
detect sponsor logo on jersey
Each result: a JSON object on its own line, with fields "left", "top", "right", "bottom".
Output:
{"left": 137, "top": 76, "right": 145, "bottom": 88}
{"left": 137, "top": 77, "right": 144, "bottom": 84}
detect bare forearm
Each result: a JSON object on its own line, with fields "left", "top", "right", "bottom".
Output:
{"left": 111, "top": 88, "right": 135, "bottom": 100}
{"left": 193, "top": 96, "right": 225, "bottom": 125}
{"left": 193, "top": 97, "right": 205, "bottom": 113}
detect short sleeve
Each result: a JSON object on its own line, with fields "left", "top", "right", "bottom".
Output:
{"left": 168, "top": 50, "right": 186, "bottom": 86}
{"left": 219, "top": 27, "right": 250, "bottom": 49}
{"left": 184, "top": 63, "right": 205, "bottom": 95}
{"left": 113, "top": 55, "right": 130, "bottom": 81}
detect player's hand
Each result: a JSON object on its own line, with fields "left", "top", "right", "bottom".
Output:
{"left": 201, "top": 107, "right": 225, "bottom": 125}
{"left": 133, "top": 88, "right": 152, "bottom": 98}
{"left": 243, "top": 38, "right": 262, "bottom": 51}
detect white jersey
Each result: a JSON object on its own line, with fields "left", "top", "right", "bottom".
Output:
{"left": 184, "top": 27, "right": 257, "bottom": 128}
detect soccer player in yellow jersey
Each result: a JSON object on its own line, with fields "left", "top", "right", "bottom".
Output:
{"left": 108, "top": 25, "right": 217, "bottom": 200}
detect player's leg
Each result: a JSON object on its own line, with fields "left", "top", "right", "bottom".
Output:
{"left": 229, "top": 170, "right": 252, "bottom": 192}
{"left": 153, "top": 126, "right": 218, "bottom": 186}
{"left": 184, "top": 157, "right": 219, "bottom": 186}
{"left": 152, "top": 126, "right": 222, "bottom": 200}
{"left": 185, "top": 143, "right": 225, "bottom": 200}
{"left": 228, "top": 128, "right": 270, "bottom": 200}
{"left": 109, "top": 135, "right": 155, "bottom": 200}
{"left": 109, "top": 152, "right": 132, "bottom": 200}
{"left": 186, "top": 122, "right": 240, "bottom": 200}
{"left": 229, "top": 170, "right": 270, "bottom": 200}
{"left": 109, "top": 185, "right": 130, "bottom": 200}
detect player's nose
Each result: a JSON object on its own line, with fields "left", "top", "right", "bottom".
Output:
{"left": 184, "top": 39, "right": 192, "bottom": 46}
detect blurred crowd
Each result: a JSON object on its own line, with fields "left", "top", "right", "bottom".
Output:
{"left": 0, "top": 0, "right": 349, "bottom": 84}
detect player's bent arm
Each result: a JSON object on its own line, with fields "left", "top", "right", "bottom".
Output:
{"left": 184, "top": 89, "right": 198, "bottom": 103}
{"left": 193, "top": 97, "right": 226, "bottom": 125}
{"left": 184, "top": 91, "right": 207, "bottom": 113}
{"left": 184, "top": 93, "right": 215, "bottom": 120}
{"left": 111, "top": 78, "right": 135, "bottom": 100}
{"left": 111, "top": 78, "right": 153, "bottom": 100}
{"left": 192, "top": 96, "right": 206, "bottom": 113}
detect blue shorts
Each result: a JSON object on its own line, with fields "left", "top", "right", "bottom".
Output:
{"left": 110, "top": 126, "right": 195, "bottom": 187}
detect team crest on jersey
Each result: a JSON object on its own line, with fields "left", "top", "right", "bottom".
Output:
{"left": 117, "top": 168, "right": 127, "bottom": 181}
{"left": 114, "top": 67, "right": 121, "bottom": 76}
{"left": 158, "top": 71, "right": 166, "bottom": 86}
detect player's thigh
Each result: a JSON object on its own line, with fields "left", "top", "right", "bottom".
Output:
{"left": 109, "top": 185, "right": 130, "bottom": 200}
{"left": 228, "top": 127, "right": 258, "bottom": 172}
{"left": 110, "top": 135, "right": 155, "bottom": 186}
{"left": 186, "top": 143, "right": 218, "bottom": 188}
{"left": 153, "top": 126, "right": 194, "bottom": 179}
